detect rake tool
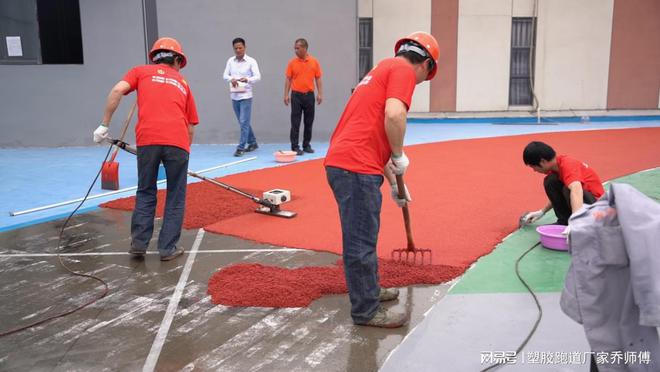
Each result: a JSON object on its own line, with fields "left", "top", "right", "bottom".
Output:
{"left": 106, "top": 138, "right": 297, "bottom": 218}
{"left": 390, "top": 174, "right": 432, "bottom": 265}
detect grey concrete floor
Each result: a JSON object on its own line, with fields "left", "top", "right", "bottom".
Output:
{"left": 0, "top": 208, "right": 450, "bottom": 371}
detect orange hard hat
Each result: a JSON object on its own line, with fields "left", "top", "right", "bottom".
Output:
{"left": 149, "top": 37, "right": 187, "bottom": 68}
{"left": 394, "top": 32, "right": 440, "bottom": 80}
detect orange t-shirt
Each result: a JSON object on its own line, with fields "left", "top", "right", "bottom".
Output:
{"left": 324, "top": 58, "right": 416, "bottom": 175}
{"left": 285, "top": 55, "right": 322, "bottom": 93}
{"left": 554, "top": 155, "right": 605, "bottom": 198}
{"left": 122, "top": 64, "right": 199, "bottom": 153}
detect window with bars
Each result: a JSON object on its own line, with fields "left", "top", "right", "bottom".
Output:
{"left": 358, "top": 18, "right": 373, "bottom": 82}
{"left": 509, "top": 17, "right": 536, "bottom": 106}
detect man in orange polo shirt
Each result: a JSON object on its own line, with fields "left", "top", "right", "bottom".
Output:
{"left": 522, "top": 141, "right": 604, "bottom": 226}
{"left": 324, "top": 32, "right": 440, "bottom": 328}
{"left": 93, "top": 37, "right": 199, "bottom": 261}
{"left": 283, "top": 38, "right": 323, "bottom": 155}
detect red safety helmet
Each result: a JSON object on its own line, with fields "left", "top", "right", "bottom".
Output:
{"left": 394, "top": 32, "right": 440, "bottom": 80}
{"left": 149, "top": 37, "right": 187, "bottom": 68}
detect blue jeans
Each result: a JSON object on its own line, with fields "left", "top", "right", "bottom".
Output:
{"left": 131, "top": 145, "right": 189, "bottom": 257}
{"left": 232, "top": 98, "right": 256, "bottom": 150}
{"left": 326, "top": 166, "right": 383, "bottom": 323}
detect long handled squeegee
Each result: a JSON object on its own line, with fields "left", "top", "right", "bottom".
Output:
{"left": 108, "top": 138, "right": 296, "bottom": 218}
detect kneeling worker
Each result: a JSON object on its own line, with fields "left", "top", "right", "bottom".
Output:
{"left": 522, "top": 141, "right": 604, "bottom": 226}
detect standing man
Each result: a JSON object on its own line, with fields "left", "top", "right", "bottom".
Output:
{"left": 223, "top": 37, "right": 261, "bottom": 157}
{"left": 522, "top": 141, "right": 604, "bottom": 226}
{"left": 93, "top": 37, "right": 199, "bottom": 261}
{"left": 283, "top": 38, "right": 323, "bottom": 155}
{"left": 324, "top": 32, "right": 440, "bottom": 328}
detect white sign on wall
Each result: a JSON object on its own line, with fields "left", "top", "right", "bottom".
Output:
{"left": 6, "top": 36, "right": 23, "bottom": 57}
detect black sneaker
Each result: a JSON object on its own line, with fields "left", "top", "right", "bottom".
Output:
{"left": 303, "top": 146, "right": 315, "bottom": 154}
{"left": 294, "top": 149, "right": 304, "bottom": 156}
{"left": 160, "top": 246, "right": 184, "bottom": 261}
{"left": 234, "top": 149, "right": 245, "bottom": 157}
{"left": 246, "top": 143, "right": 259, "bottom": 152}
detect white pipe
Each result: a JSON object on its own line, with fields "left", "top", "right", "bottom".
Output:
{"left": 9, "top": 156, "right": 257, "bottom": 217}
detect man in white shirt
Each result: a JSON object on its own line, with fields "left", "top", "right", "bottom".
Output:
{"left": 223, "top": 37, "right": 261, "bottom": 157}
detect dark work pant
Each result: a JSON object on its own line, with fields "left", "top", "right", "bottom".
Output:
{"left": 290, "top": 91, "right": 315, "bottom": 150}
{"left": 543, "top": 173, "right": 597, "bottom": 225}
{"left": 131, "top": 145, "right": 189, "bottom": 256}
{"left": 326, "top": 166, "right": 383, "bottom": 324}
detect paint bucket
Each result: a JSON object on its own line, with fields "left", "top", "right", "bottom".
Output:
{"left": 536, "top": 224, "right": 569, "bottom": 251}
{"left": 274, "top": 151, "right": 297, "bottom": 163}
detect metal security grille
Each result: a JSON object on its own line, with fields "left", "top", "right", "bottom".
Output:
{"left": 509, "top": 17, "right": 536, "bottom": 105}
{"left": 358, "top": 18, "right": 373, "bottom": 82}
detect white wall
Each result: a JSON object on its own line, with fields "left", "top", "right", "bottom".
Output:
{"left": 455, "top": 0, "right": 614, "bottom": 112}
{"left": 358, "top": 0, "right": 372, "bottom": 17}
{"left": 456, "top": 0, "right": 513, "bottom": 111}
{"left": 373, "top": 0, "right": 431, "bottom": 112}
{"left": 534, "top": 0, "right": 614, "bottom": 110}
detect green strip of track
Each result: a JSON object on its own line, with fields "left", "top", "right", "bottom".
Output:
{"left": 450, "top": 168, "right": 660, "bottom": 294}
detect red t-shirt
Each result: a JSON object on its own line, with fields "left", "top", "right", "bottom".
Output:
{"left": 324, "top": 58, "right": 416, "bottom": 175}
{"left": 554, "top": 155, "right": 604, "bottom": 198}
{"left": 122, "top": 64, "right": 199, "bottom": 152}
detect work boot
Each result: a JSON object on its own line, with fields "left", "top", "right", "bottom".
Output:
{"left": 303, "top": 146, "right": 315, "bottom": 154}
{"left": 234, "top": 148, "right": 245, "bottom": 157}
{"left": 160, "top": 246, "right": 184, "bottom": 261}
{"left": 356, "top": 306, "right": 408, "bottom": 328}
{"left": 246, "top": 143, "right": 259, "bottom": 152}
{"left": 379, "top": 287, "right": 399, "bottom": 302}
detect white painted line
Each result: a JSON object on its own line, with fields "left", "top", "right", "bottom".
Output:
{"left": 0, "top": 248, "right": 303, "bottom": 258}
{"left": 9, "top": 157, "right": 256, "bottom": 216}
{"left": 142, "top": 229, "right": 205, "bottom": 372}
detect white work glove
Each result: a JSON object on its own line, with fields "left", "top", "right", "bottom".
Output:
{"left": 93, "top": 124, "right": 109, "bottom": 143}
{"left": 390, "top": 183, "right": 412, "bottom": 208}
{"left": 523, "top": 209, "right": 545, "bottom": 224}
{"left": 561, "top": 225, "right": 571, "bottom": 236}
{"left": 389, "top": 151, "right": 409, "bottom": 176}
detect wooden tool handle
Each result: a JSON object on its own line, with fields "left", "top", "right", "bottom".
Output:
{"left": 108, "top": 101, "right": 137, "bottom": 162}
{"left": 395, "top": 174, "right": 416, "bottom": 251}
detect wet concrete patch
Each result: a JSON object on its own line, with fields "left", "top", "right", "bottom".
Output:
{"left": 0, "top": 209, "right": 450, "bottom": 371}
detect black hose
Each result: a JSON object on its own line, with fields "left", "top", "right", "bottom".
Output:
{"left": 480, "top": 242, "right": 543, "bottom": 371}
{"left": 0, "top": 145, "right": 113, "bottom": 337}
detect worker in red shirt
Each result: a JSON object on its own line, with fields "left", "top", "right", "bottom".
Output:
{"left": 93, "top": 37, "right": 199, "bottom": 261}
{"left": 324, "top": 32, "right": 440, "bottom": 328}
{"left": 522, "top": 141, "right": 604, "bottom": 226}
{"left": 283, "top": 38, "right": 323, "bottom": 155}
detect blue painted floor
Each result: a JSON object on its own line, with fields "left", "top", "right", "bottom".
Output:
{"left": 1, "top": 119, "right": 658, "bottom": 232}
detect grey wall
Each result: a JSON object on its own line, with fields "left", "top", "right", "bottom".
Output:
{"left": 0, "top": 0, "right": 357, "bottom": 147}
{"left": 0, "top": 0, "right": 146, "bottom": 147}
{"left": 156, "top": 0, "right": 357, "bottom": 146}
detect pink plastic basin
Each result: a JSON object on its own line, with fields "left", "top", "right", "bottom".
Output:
{"left": 536, "top": 224, "right": 568, "bottom": 251}
{"left": 274, "top": 150, "right": 297, "bottom": 163}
